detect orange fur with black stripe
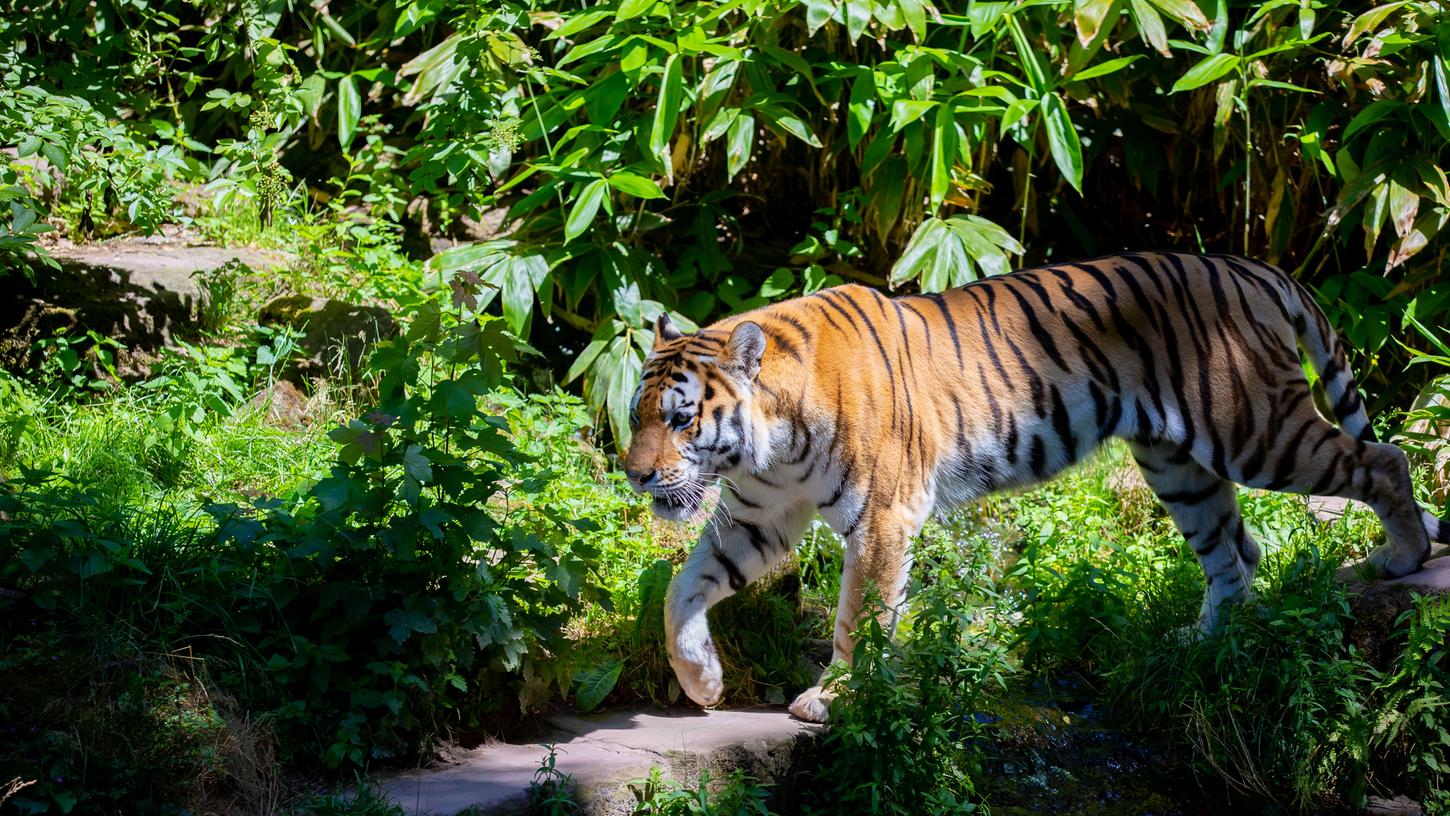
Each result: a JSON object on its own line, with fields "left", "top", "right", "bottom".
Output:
{"left": 624, "top": 252, "right": 1445, "bottom": 722}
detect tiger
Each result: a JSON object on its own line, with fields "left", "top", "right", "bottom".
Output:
{"left": 622, "top": 251, "right": 1448, "bottom": 723}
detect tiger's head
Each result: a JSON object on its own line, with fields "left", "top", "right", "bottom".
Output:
{"left": 623, "top": 314, "right": 769, "bottom": 521}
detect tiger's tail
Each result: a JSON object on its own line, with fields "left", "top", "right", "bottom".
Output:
{"left": 1284, "top": 267, "right": 1450, "bottom": 545}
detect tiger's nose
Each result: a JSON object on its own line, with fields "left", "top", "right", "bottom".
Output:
{"left": 627, "top": 468, "right": 658, "bottom": 487}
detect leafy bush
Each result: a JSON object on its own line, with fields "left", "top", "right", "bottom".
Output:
{"left": 0, "top": 302, "right": 647, "bottom": 813}
{"left": 807, "top": 535, "right": 1009, "bottom": 815}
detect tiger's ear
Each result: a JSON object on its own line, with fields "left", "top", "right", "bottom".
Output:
{"left": 652, "top": 313, "right": 684, "bottom": 351}
{"left": 720, "top": 321, "right": 766, "bottom": 381}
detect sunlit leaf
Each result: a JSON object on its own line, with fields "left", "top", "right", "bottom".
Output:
{"left": 1170, "top": 53, "right": 1239, "bottom": 93}
{"left": 1041, "top": 93, "right": 1083, "bottom": 193}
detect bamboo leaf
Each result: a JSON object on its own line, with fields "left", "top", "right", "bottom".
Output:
{"left": 1344, "top": 2, "right": 1407, "bottom": 47}
{"left": 1074, "top": 0, "right": 1117, "bottom": 47}
{"left": 1071, "top": 55, "right": 1142, "bottom": 82}
{"left": 650, "top": 53, "right": 685, "bottom": 179}
{"left": 607, "top": 172, "right": 665, "bottom": 199}
{"left": 1041, "top": 93, "right": 1083, "bottom": 193}
{"left": 616, "top": 0, "right": 655, "bottom": 22}
{"left": 1128, "top": 0, "right": 1169, "bottom": 55}
{"left": 337, "top": 75, "right": 361, "bottom": 148}
{"left": 565, "top": 178, "right": 610, "bottom": 242}
{"left": 1146, "top": 0, "right": 1210, "bottom": 30}
{"left": 1170, "top": 53, "right": 1239, "bottom": 93}
{"left": 726, "top": 112, "right": 755, "bottom": 179}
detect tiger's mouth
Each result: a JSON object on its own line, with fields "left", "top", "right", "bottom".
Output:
{"left": 650, "top": 483, "right": 707, "bottom": 522}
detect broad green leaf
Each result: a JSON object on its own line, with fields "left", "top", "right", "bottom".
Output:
{"left": 402, "top": 444, "right": 432, "bottom": 483}
{"left": 650, "top": 54, "right": 685, "bottom": 178}
{"left": 726, "top": 112, "right": 755, "bottom": 179}
{"left": 575, "top": 660, "right": 623, "bottom": 712}
{"left": 889, "top": 99, "right": 937, "bottom": 131}
{"left": 320, "top": 12, "right": 355, "bottom": 46}
{"left": 565, "top": 178, "right": 610, "bottom": 242}
{"left": 568, "top": 321, "right": 620, "bottom": 383}
{"left": 1041, "top": 93, "right": 1083, "bottom": 193}
{"left": 805, "top": 0, "right": 837, "bottom": 35}
{"left": 1387, "top": 179, "right": 1419, "bottom": 239}
{"left": 1146, "top": 0, "right": 1209, "bottom": 30}
{"left": 550, "top": 9, "right": 613, "bottom": 39}
{"left": 337, "top": 75, "right": 361, "bottom": 148}
{"left": 1170, "top": 53, "right": 1239, "bottom": 93}
{"left": 929, "top": 106, "right": 958, "bottom": 210}
{"left": 1074, "top": 0, "right": 1117, "bottom": 46}
{"left": 1431, "top": 56, "right": 1450, "bottom": 142}
{"left": 607, "top": 172, "right": 665, "bottom": 199}
{"left": 1072, "top": 55, "right": 1141, "bottom": 82}
{"left": 701, "top": 106, "right": 740, "bottom": 143}
{"left": 848, "top": 73, "right": 877, "bottom": 148}
{"left": 616, "top": 0, "right": 655, "bottom": 22}
{"left": 605, "top": 336, "right": 644, "bottom": 448}
{"left": 1128, "top": 0, "right": 1169, "bottom": 55}
{"left": 500, "top": 252, "right": 550, "bottom": 336}
{"left": 845, "top": 0, "right": 871, "bottom": 42}
{"left": 1343, "top": 99, "right": 1402, "bottom": 141}
{"left": 758, "top": 105, "right": 822, "bottom": 146}
{"left": 1344, "top": 2, "right": 1407, "bottom": 47}
{"left": 1387, "top": 212, "right": 1439, "bottom": 269}
{"left": 1363, "top": 180, "right": 1390, "bottom": 256}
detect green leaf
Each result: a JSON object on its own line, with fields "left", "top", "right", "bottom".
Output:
{"left": 757, "top": 105, "right": 822, "bottom": 147}
{"left": 847, "top": 72, "right": 876, "bottom": 149}
{"left": 650, "top": 53, "right": 685, "bottom": 178}
{"left": 616, "top": 0, "right": 655, "bottom": 22}
{"left": 1245, "top": 79, "right": 1318, "bottom": 94}
{"left": 1074, "top": 0, "right": 1117, "bottom": 46}
{"left": 804, "top": 0, "right": 837, "bottom": 35}
{"left": 1041, "top": 93, "right": 1083, "bottom": 193}
{"left": 1128, "top": 0, "right": 1169, "bottom": 55}
{"left": 1344, "top": 2, "right": 1406, "bottom": 46}
{"left": 1146, "top": 0, "right": 1210, "bottom": 30}
{"left": 607, "top": 172, "right": 665, "bottom": 199}
{"left": 1342, "top": 99, "right": 1402, "bottom": 141}
{"left": 565, "top": 178, "right": 610, "bottom": 242}
{"left": 844, "top": 0, "right": 871, "bottom": 42}
{"left": 929, "top": 106, "right": 958, "bottom": 210}
{"left": 1006, "top": 17, "right": 1049, "bottom": 94}
{"left": 1071, "top": 55, "right": 1141, "bottom": 82}
{"left": 726, "top": 112, "right": 755, "bottom": 180}
{"left": 402, "top": 444, "right": 432, "bottom": 483}
{"left": 1170, "top": 52, "right": 1239, "bottom": 93}
{"left": 574, "top": 660, "right": 623, "bottom": 712}
{"left": 337, "top": 75, "right": 361, "bottom": 148}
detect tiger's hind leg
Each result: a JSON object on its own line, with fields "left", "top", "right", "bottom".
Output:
{"left": 1132, "top": 441, "right": 1260, "bottom": 631}
{"left": 1215, "top": 400, "right": 1432, "bottom": 579}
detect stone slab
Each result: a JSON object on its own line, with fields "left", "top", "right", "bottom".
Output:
{"left": 381, "top": 707, "right": 821, "bottom": 816}
{"left": 381, "top": 739, "right": 655, "bottom": 816}
{"left": 48, "top": 236, "right": 286, "bottom": 296}
{"left": 545, "top": 707, "right": 822, "bottom": 756}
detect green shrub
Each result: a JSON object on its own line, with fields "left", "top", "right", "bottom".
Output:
{"left": 807, "top": 535, "right": 1009, "bottom": 815}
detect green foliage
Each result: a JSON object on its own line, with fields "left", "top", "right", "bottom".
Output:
{"left": 7, "top": 0, "right": 1447, "bottom": 438}
{"left": 1370, "top": 594, "right": 1450, "bottom": 808}
{"left": 628, "top": 768, "right": 774, "bottom": 816}
{"left": 807, "top": 536, "right": 1009, "bottom": 815}
{"left": 528, "top": 745, "right": 581, "bottom": 816}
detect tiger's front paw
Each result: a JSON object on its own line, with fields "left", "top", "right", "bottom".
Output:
{"left": 788, "top": 685, "right": 834, "bottom": 723}
{"left": 670, "top": 651, "right": 724, "bottom": 708}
